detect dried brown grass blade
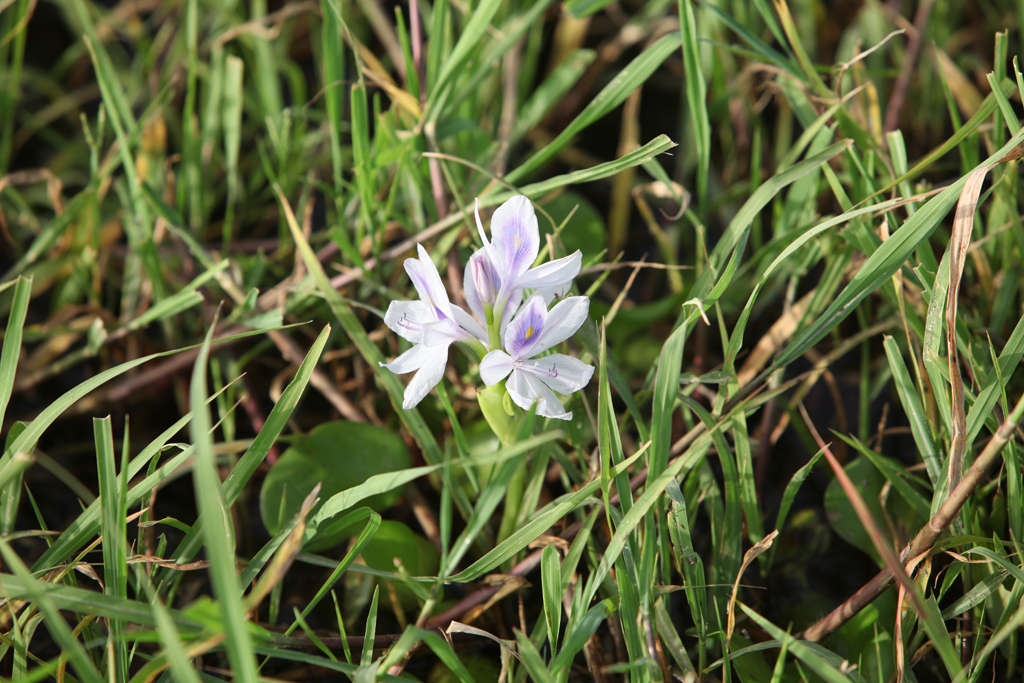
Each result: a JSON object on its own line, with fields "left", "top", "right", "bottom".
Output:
{"left": 726, "top": 529, "right": 778, "bottom": 640}
{"left": 945, "top": 163, "right": 994, "bottom": 491}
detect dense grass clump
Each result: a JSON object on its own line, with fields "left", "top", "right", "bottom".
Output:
{"left": 2, "top": 1, "right": 1024, "bottom": 681}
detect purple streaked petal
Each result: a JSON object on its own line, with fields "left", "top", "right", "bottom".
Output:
{"left": 490, "top": 196, "right": 539, "bottom": 283}
{"left": 506, "top": 369, "right": 571, "bottom": 420}
{"left": 383, "top": 300, "right": 432, "bottom": 343}
{"left": 530, "top": 295, "right": 589, "bottom": 356}
{"left": 479, "top": 350, "right": 514, "bottom": 386}
{"left": 516, "top": 354, "right": 594, "bottom": 396}
{"left": 503, "top": 295, "right": 547, "bottom": 360}
{"left": 516, "top": 250, "right": 582, "bottom": 291}
{"left": 404, "top": 244, "right": 452, "bottom": 320}
{"left": 499, "top": 288, "right": 522, "bottom": 337}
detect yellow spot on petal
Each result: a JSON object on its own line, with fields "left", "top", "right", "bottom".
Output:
{"left": 525, "top": 326, "right": 534, "bottom": 340}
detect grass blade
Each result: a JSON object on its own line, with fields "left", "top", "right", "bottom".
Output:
{"left": 188, "top": 317, "right": 258, "bottom": 680}
{"left": 506, "top": 32, "right": 682, "bottom": 183}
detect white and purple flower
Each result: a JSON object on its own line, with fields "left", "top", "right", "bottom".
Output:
{"left": 382, "top": 196, "right": 593, "bottom": 421}
{"left": 380, "top": 244, "right": 486, "bottom": 409}
{"left": 473, "top": 196, "right": 582, "bottom": 318}
{"left": 479, "top": 295, "right": 594, "bottom": 420}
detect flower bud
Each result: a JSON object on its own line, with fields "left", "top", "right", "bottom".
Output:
{"left": 470, "top": 251, "right": 497, "bottom": 308}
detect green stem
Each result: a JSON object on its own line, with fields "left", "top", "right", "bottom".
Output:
{"left": 484, "top": 301, "right": 502, "bottom": 351}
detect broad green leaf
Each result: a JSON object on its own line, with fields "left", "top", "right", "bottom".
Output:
{"left": 260, "top": 421, "right": 411, "bottom": 550}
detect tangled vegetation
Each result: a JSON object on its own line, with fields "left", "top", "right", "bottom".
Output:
{"left": 2, "top": 0, "right": 1024, "bottom": 681}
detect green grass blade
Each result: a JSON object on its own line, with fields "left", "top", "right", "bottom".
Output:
{"left": 541, "top": 544, "right": 562, "bottom": 650}
{"left": 739, "top": 604, "right": 852, "bottom": 683}
{"left": 650, "top": 319, "right": 687, "bottom": 480}
{"left": 0, "top": 275, "right": 31, "bottom": 534}
{"left": 513, "top": 629, "right": 555, "bottom": 683}
{"left": 512, "top": 49, "right": 595, "bottom": 142}
{"left": 965, "top": 311, "right": 1024, "bottom": 448}
{"left": 0, "top": 275, "right": 30, "bottom": 428}
{"left": 137, "top": 571, "right": 204, "bottom": 683}
{"left": 188, "top": 318, "right": 258, "bottom": 680}
{"left": 564, "top": 0, "right": 615, "bottom": 17}
{"left": 884, "top": 336, "right": 941, "bottom": 485}
{"left": 426, "top": 0, "right": 502, "bottom": 111}
{"left": 94, "top": 415, "right": 128, "bottom": 681}
{"left": 678, "top": 0, "right": 709, "bottom": 209}
{"left": 772, "top": 446, "right": 824, "bottom": 538}
{"left": 775, "top": 128, "right": 1024, "bottom": 370}
{"left": 550, "top": 598, "right": 616, "bottom": 674}
{"left": 284, "top": 511, "right": 381, "bottom": 637}
{"left": 506, "top": 33, "right": 682, "bottom": 183}
{"left": 506, "top": 135, "right": 677, "bottom": 199}
{"left": 1, "top": 327, "right": 275, "bottom": 490}
{"left": 875, "top": 78, "right": 1017, "bottom": 196}
{"left": 172, "top": 325, "right": 330, "bottom": 564}
{"left": 449, "top": 447, "right": 645, "bottom": 583}
{"left": 0, "top": 540, "right": 106, "bottom": 683}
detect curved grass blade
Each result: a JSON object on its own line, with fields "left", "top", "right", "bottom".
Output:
{"left": 506, "top": 33, "right": 682, "bottom": 184}
{"left": 188, "top": 316, "right": 258, "bottom": 680}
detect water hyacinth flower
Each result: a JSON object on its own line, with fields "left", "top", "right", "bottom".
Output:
{"left": 474, "top": 196, "right": 582, "bottom": 316}
{"left": 479, "top": 294, "right": 594, "bottom": 420}
{"left": 380, "top": 245, "right": 487, "bottom": 409}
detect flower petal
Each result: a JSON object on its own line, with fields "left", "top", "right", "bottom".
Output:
{"left": 490, "top": 196, "right": 539, "bottom": 283}
{"left": 531, "top": 295, "right": 589, "bottom": 356}
{"left": 451, "top": 305, "right": 488, "bottom": 345}
{"left": 404, "top": 244, "right": 452, "bottom": 320}
{"left": 379, "top": 342, "right": 435, "bottom": 375}
{"left": 383, "top": 300, "right": 432, "bottom": 343}
{"left": 499, "top": 289, "right": 522, "bottom": 337}
{"left": 506, "top": 369, "right": 571, "bottom": 420}
{"left": 474, "top": 198, "right": 492, "bottom": 250}
{"left": 516, "top": 250, "right": 582, "bottom": 291}
{"left": 479, "top": 350, "right": 514, "bottom": 385}
{"left": 503, "top": 295, "right": 548, "bottom": 360}
{"left": 516, "top": 353, "right": 594, "bottom": 396}
{"left": 421, "top": 319, "right": 468, "bottom": 347}
{"left": 399, "top": 344, "right": 448, "bottom": 409}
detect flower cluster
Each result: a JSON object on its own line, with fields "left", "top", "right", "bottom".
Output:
{"left": 380, "top": 196, "right": 594, "bottom": 421}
